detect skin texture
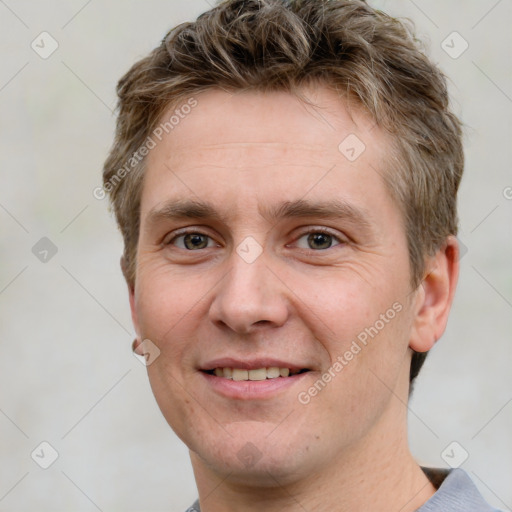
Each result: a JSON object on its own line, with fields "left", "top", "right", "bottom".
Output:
{"left": 127, "top": 86, "right": 459, "bottom": 511}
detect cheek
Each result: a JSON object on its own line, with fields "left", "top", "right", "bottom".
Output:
{"left": 296, "top": 270, "right": 413, "bottom": 398}
{"left": 133, "top": 277, "right": 202, "bottom": 402}
{"left": 135, "top": 263, "right": 206, "bottom": 341}
{"left": 136, "top": 271, "right": 207, "bottom": 436}
{"left": 297, "top": 301, "right": 414, "bottom": 439}
{"left": 296, "top": 267, "right": 407, "bottom": 343}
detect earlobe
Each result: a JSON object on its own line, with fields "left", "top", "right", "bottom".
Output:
{"left": 409, "top": 236, "right": 460, "bottom": 353}
{"left": 132, "top": 337, "right": 144, "bottom": 356}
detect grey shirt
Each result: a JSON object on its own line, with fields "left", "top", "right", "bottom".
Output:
{"left": 184, "top": 468, "right": 501, "bottom": 511}
{"left": 417, "top": 468, "right": 501, "bottom": 512}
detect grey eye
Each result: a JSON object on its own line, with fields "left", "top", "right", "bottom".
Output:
{"left": 295, "top": 232, "right": 341, "bottom": 250}
{"left": 307, "top": 233, "right": 334, "bottom": 250}
{"left": 171, "top": 233, "right": 214, "bottom": 250}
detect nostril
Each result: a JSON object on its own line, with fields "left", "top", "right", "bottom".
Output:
{"left": 254, "top": 320, "right": 271, "bottom": 326}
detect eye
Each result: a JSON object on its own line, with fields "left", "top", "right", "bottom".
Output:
{"left": 167, "top": 231, "right": 217, "bottom": 250}
{"left": 294, "top": 230, "right": 344, "bottom": 250}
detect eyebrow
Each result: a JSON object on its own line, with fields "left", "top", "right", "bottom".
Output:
{"left": 146, "top": 199, "right": 223, "bottom": 226}
{"left": 261, "top": 199, "right": 371, "bottom": 229}
{"left": 145, "top": 198, "right": 372, "bottom": 232}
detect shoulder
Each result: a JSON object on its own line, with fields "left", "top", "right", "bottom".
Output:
{"left": 184, "top": 500, "right": 200, "bottom": 512}
{"left": 184, "top": 470, "right": 501, "bottom": 512}
{"left": 418, "top": 468, "right": 502, "bottom": 512}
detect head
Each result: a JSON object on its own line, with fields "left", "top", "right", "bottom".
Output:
{"left": 103, "top": 0, "right": 462, "bottom": 486}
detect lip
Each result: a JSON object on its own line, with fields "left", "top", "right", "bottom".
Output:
{"left": 199, "top": 357, "right": 309, "bottom": 372}
{"left": 199, "top": 370, "right": 311, "bottom": 400}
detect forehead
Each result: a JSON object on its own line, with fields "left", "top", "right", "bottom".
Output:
{"left": 141, "top": 86, "right": 394, "bottom": 221}
{"left": 151, "top": 86, "right": 383, "bottom": 161}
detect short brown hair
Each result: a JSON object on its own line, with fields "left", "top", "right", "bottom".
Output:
{"left": 103, "top": 0, "right": 464, "bottom": 384}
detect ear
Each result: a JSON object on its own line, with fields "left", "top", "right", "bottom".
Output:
{"left": 409, "top": 236, "right": 460, "bottom": 353}
{"left": 121, "top": 255, "right": 141, "bottom": 341}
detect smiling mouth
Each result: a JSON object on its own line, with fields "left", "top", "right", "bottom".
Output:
{"left": 203, "top": 367, "right": 311, "bottom": 381}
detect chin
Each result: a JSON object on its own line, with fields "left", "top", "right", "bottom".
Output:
{"left": 187, "top": 423, "right": 321, "bottom": 486}
{"left": 200, "top": 449, "right": 310, "bottom": 487}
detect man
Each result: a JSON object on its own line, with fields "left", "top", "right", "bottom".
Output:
{"left": 103, "top": 0, "right": 499, "bottom": 510}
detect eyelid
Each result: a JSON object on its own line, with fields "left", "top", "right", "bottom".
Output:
{"left": 162, "top": 227, "right": 217, "bottom": 247}
{"left": 290, "top": 227, "right": 347, "bottom": 247}
{"left": 162, "top": 226, "right": 348, "bottom": 250}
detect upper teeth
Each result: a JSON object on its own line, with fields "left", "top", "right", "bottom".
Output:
{"left": 213, "top": 367, "right": 291, "bottom": 381}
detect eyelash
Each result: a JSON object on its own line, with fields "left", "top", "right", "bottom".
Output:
{"left": 164, "top": 227, "right": 346, "bottom": 251}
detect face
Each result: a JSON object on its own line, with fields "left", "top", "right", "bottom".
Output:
{"left": 130, "top": 86, "right": 425, "bottom": 484}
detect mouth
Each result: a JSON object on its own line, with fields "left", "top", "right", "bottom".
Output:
{"left": 203, "top": 367, "right": 311, "bottom": 381}
{"left": 200, "top": 367, "right": 311, "bottom": 400}
{"left": 198, "top": 359, "right": 313, "bottom": 399}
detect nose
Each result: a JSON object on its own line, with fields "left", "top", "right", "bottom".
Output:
{"left": 208, "top": 250, "right": 290, "bottom": 335}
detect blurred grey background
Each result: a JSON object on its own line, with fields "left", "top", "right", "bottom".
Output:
{"left": 0, "top": 1, "right": 511, "bottom": 511}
